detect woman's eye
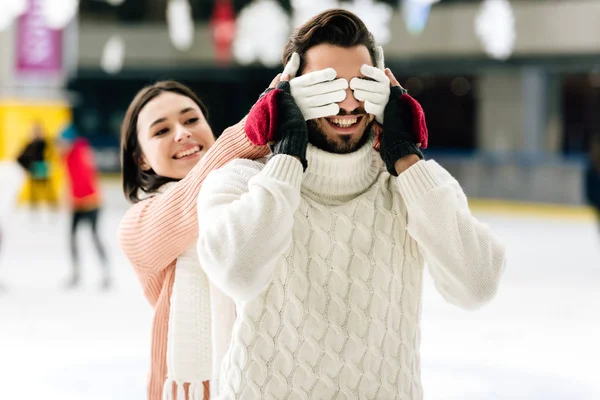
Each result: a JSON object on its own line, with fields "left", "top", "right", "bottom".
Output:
{"left": 155, "top": 128, "right": 169, "bottom": 136}
{"left": 185, "top": 117, "right": 199, "bottom": 125}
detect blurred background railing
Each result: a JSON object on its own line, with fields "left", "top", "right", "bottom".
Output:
{"left": 3, "top": 0, "right": 599, "bottom": 205}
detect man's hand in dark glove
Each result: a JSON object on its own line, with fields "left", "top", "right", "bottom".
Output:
{"left": 271, "top": 80, "right": 309, "bottom": 170}
{"left": 379, "top": 69, "right": 429, "bottom": 176}
{"left": 244, "top": 78, "right": 308, "bottom": 170}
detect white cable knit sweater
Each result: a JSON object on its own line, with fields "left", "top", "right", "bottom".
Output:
{"left": 197, "top": 138, "right": 506, "bottom": 399}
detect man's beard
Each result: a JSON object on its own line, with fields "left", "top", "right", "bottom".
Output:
{"left": 307, "top": 115, "right": 375, "bottom": 155}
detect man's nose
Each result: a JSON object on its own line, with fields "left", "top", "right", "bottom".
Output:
{"left": 338, "top": 87, "right": 361, "bottom": 114}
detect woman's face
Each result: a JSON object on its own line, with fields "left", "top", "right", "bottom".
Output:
{"left": 136, "top": 91, "right": 214, "bottom": 180}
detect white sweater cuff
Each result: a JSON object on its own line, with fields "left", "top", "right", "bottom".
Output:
{"left": 396, "top": 160, "right": 445, "bottom": 203}
{"left": 263, "top": 154, "right": 304, "bottom": 188}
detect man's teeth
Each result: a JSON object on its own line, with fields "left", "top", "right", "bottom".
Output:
{"left": 330, "top": 117, "right": 358, "bottom": 128}
{"left": 175, "top": 146, "right": 200, "bottom": 159}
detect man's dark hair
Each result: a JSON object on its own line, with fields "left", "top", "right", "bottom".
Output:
{"left": 282, "top": 9, "right": 377, "bottom": 74}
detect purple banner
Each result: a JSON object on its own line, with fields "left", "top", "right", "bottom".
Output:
{"left": 15, "top": 0, "right": 63, "bottom": 76}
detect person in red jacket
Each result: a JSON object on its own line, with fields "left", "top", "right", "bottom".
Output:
{"left": 58, "top": 123, "right": 111, "bottom": 290}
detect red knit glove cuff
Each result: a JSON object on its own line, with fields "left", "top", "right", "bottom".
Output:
{"left": 244, "top": 88, "right": 282, "bottom": 146}
{"left": 399, "top": 93, "right": 428, "bottom": 149}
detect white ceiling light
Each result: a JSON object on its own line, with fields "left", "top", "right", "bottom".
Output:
{"left": 101, "top": 34, "right": 125, "bottom": 74}
{"left": 233, "top": 0, "right": 290, "bottom": 67}
{"left": 106, "top": 0, "right": 125, "bottom": 5}
{"left": 43, "top": 0, "right": 79, "bottom": 30}
{"left": 401, "top": 0, "right": 432, "bottom": 36}
{"left": 0, "top": 0, "right": 29, "bottom": 31}
{"left": 10, "top": 0, "right": 29, "bottom": 16}
{"left": 341, "top": 0, "right": 393, "bottom": 45}
{"left": 475, "top": 0, "right": 516, "bottom": 60}
{"left": 167, "top": 0, "right": 194, "bottom": 51}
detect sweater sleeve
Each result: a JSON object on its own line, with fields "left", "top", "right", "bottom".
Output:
{"left": 117, "top": 117, "right": 270, "bottom": 278}
{"left": 197, "top": 155, "right": 303, "bottom": 303}
{"left": 396, "top": 160, "right": 506, "bottom": 310}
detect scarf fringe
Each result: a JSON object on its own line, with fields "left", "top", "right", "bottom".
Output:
{"left": 162, "top": 379, "right": 206, "bottom": 400}
{"left": 177, "top": 383, "right": 186, "bottom": 400}
{"left": 189, "top": 382, "right": 205, "bottom": 400}
{"left": 162, "top": 379, "right": 174, "bottom": 400}
{"left": 209, "top": 377, "right": 219, "bottom": 400}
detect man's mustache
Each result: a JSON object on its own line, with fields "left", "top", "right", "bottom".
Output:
{"left": 335, "top": 107, "right": 367, "bottom": 116}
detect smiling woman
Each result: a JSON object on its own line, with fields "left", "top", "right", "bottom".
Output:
{"left": 136, "top": 93, "right": 214, "bottom": 182}
{"left": 117, "top": 80, "right": 271, "bottom": 400}
{"left": 120, "top": 81, "right": 214, "bottom": 203}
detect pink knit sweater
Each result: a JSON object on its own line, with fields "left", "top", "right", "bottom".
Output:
{"left": 118, "top": 118, "right": 269, "bottom": 400}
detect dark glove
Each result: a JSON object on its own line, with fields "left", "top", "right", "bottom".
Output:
{"left": 270, "top": 81, "right": 308, "bottom": 170}
{"left": 380, "top": 86, "right": 427, "bottom": 176}
{"left": 245, "top": 81, "right": 308, "bottom": 170}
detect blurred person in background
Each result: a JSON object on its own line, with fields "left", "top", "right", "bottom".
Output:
{"left": 585, "top": 134, "right": 600, "bottom": 233}
{"left": 195, "top": 9, "right": 506, "bottom": 399}
{"left": 118, "top": 80, "right": 275, "bottom": 400}
{"left": 16, "top": 121, "right": 57, "bottom": 209}
{"left": 57, "top": 123, "right": 111, "bottom": 290}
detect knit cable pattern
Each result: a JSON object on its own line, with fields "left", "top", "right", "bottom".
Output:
{"left": 219, "top": 177, "right": 425, "bottom": 400}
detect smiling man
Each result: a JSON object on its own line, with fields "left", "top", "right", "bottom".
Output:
{"left": 196, "top": 9, "right": 506, "bottom": 400}
{"left": 302, "top": 44, "right": 374, "bottom": 153}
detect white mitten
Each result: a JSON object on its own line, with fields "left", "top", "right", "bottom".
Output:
{"left": 349, "top": 46, "right": 390, "bottom": 124}
{"left": 283, "top": 52, "right": 348, "bottom": 120}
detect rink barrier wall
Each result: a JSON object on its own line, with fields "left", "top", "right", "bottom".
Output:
{"left": 467, "top": 199, "right": 595, "bottom": 221}
{"left": 99, "top": 175, "right": 596, "bottom": 221}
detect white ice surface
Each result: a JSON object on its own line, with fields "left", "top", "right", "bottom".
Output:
{"left": 0, "top": 181, "right": 599, "bottom": 399}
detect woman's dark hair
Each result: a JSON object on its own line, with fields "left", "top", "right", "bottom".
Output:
{"left": 120, "top": 80, "right": 209, "bottom": 203}
{"left": 282, "top": 9, "right": 377, "bottom": 74}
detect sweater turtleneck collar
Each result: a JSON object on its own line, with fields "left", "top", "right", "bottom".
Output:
{"left": 301, "top": 135, "right": 384, "bottom": 203}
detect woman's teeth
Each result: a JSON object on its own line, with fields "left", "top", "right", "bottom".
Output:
{"left": 175, "top": 146, "right": 200, "bottom": 159}
{"left": 329, "top": 117, "right": 358, "bottom": 128}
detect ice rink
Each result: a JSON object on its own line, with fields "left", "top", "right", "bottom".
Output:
{"left": 1, "top": 180, "right": 599, "bottom": 400}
